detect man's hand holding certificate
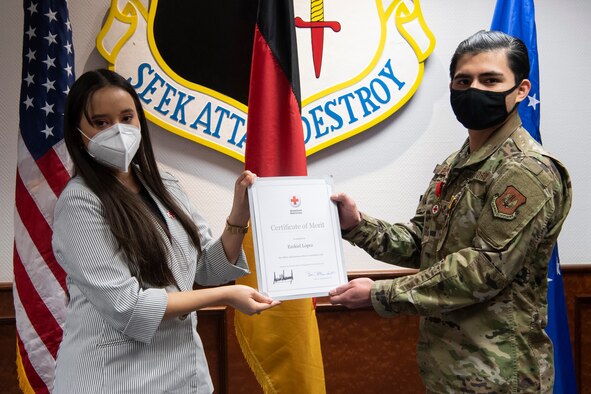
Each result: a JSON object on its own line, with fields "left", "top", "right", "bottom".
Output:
{"left": 248, "top": 176, "right": 348, "bottom": 300}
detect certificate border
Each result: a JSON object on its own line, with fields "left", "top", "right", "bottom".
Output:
{"left": 248, "top": 176, "right": 348, "bottom": 300}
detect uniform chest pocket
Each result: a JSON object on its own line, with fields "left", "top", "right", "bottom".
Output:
{"left": 436, "top": 181, "right": 487, "bottom": 256}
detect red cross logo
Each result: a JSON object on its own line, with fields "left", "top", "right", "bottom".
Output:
{"left": 290, "top": 195, "right": 301, "bottom": 208}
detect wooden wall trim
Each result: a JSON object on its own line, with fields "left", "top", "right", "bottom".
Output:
{"left": 1, "top": 262, "right": 590, "bottom": 291}
{"left": 347, "top": 268, "right": 418, "bottom": 280}
{"left": 346, "top": 263, "right": 591, "bottom": 279}
{"left": 562, "top": 263, "right": 591, "bottom": 272}
{"left": 574, "top": 295, "right": 591, "bottom": 391}
{"left": 0, "top": 284, "right": 14, "bottom": 320}
{"left": 0, "top": 317, "right": 15, "bottom": 325}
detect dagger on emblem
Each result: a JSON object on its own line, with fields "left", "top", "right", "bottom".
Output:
{"left": 295, "top": 0, "right": 341, "bottom": 78}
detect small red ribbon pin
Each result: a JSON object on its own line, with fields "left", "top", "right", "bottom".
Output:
{"left": 435, "top": 181, "right": 443, "bottom": 198}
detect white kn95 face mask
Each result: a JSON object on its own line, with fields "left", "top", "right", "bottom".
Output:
{"left": 79, "top": 123, "right": 141, "bottom": 172}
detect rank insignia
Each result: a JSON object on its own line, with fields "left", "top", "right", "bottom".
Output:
{"left": 492, "top": 185, "right": 526, "bottom": 220}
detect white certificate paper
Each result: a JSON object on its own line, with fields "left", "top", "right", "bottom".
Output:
{"left": 248, "top": 176, "right": 347, "bottom": 300}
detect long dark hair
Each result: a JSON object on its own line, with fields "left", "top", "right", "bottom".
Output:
{"left": 63, "top": 69, "right": 201, "bottom": 288}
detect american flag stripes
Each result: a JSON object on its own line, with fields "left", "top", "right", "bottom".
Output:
{"left": 13, "top": 0, "right": 74, "bottom": 392}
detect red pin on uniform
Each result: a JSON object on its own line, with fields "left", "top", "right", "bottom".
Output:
{"left": 435, "top": 181, "right": 443, "bottom": 198}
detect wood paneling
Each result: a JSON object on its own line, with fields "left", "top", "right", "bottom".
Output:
{"left": 2, "top": 264, "right": 589, "bottom": 393}
{"left": 225, "top": 308, "right": 264, "bottom": 393}
{"left": 0, "top": 283, "right": 18, "bottom": 393}
{"left": 0, "top": 316, "right": 18, "bottom": 393}
{"left": 563, "top": 265, "right": 591, "bottom": 394}
{"left": 575, "top": 296, "right": 591, "bottom": 393}
{"left": 316, "top": 302, "right": 422, "bottom": 393}
{"left": 197, "top": 306, "right": 227, "bottom": 393}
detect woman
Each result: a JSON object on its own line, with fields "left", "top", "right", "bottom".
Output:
{"left": 52, "top": 69, "right": 278, "bottom": 393}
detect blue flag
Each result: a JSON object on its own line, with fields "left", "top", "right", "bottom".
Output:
{"left": 491, "top": 1, "right": 577, "bottom": 393}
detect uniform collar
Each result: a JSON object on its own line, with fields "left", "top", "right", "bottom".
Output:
{"left": 454, "top": 111, "right": 522, "bottom": 168}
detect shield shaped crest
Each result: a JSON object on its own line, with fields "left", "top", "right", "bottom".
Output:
{"left": 96, "top": 0, "right": 435, "bottom": 161}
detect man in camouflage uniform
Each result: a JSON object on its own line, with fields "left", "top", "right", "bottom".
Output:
{"left": 329, "top": 31, "right": 572, "bottom": 393}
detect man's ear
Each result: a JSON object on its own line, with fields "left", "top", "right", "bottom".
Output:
{"left": 516, "top": 79, "right": 531, "bottom": 102}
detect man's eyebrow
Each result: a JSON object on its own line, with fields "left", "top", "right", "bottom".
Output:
{"left": 452, "top": 72, "right": 471, "bottom": 79}
{"left": 478, "top": 71, "right": 505, "bottom": 78}
{"left": 453, "top": 71, "right": 505, "bottom": 79}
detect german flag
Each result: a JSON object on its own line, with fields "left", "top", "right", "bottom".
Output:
{"left": 234, "top": 0, "right": 326, "bottom": 392}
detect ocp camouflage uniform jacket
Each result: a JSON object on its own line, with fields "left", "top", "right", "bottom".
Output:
{"left": 342, "top": 112, "right": 572, "bottom": 393}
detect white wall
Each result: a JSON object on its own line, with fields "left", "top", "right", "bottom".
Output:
{"left": 1, "top": 0, "right": 589, "bottom": 282}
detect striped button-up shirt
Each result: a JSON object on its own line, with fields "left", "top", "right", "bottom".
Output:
{"left": 52, "top": 171, "right": 249, "bottom": 393}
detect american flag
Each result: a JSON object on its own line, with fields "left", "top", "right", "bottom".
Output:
{"left": 13, "top": 0, "right": 74, "bottom": 392}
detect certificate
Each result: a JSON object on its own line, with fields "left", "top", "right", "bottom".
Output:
{"left": 248, "top": 176, "right": 348, "bottom": 300}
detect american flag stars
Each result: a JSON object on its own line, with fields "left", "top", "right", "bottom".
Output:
{"left": 20, "top": 1, "right": 75, "bottom": 147}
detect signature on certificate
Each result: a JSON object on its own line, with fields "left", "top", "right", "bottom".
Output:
{"left": 307, "top": 271, "right": 336, "bottom": 279}
{"left": 273, "top": 269, "right": 294, "bottom": 284}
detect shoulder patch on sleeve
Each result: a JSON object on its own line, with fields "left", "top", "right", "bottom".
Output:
{"left": 492, "top": 185, "right": 527, "bottom": 220}
{"left": 478, "top": 164, "right": 551, "bottom": 249}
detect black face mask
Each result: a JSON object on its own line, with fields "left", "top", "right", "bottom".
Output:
{"left": 450, "top": 84, "right": 519, "bottom": 130}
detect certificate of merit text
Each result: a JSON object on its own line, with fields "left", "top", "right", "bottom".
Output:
{"left": 248, "top": 176, "right": 348, "bottom": 300}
